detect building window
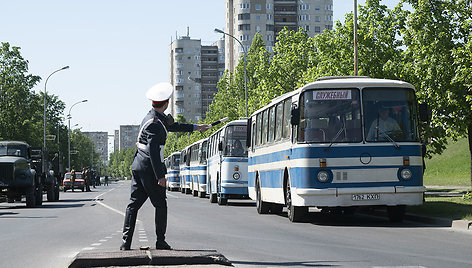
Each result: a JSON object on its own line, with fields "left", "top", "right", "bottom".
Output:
{"left": 315, "top": 6, "right": 320, "bottom": 11}
{"left": 239, "top": 3, "right": 250, "bottom": 9}
{"left": 299, "top": 14, "right": 310, "bottom": 21}
{"left": 255, "top": 4, "right": 261, "bottom": 10}
{"left": 266, "top": 24, "right": 274, "bottom": 31}
{"left": 314, "top": 26, "right": 321, "bottom": 33}
{"left": 256, "top": 25, "right": 261, "bottom": 31}
{"left": 325, "top": 25, "right": 333, "bottom": 30}
{"left": 267, "top": 35, "right": 273, "bottom": 42}
{"left": 238, "top": 13, "right": 250, "bottom": 20}
{"left": 175, "top": 48, "right": 183, "bottom": 53}
{"left": 267, "top": 14, "right": 272, "bottom": 20}
{"left": 299, "top": 4, "right": 309, "bottom": 10}
{"left": 256, "top": 15, "right": 261, "bottom": 21}
{"left": 315, "top": 16, "right": 320, "bottom": 22}
{"left": 240, "top": 35, "right": 249, "bottom": 41}
{"left": 326, "top": 4, "right": 333, "bottom": 11}
{"left": 301, "top": 25, "right": 310, "bottom": 31}
{"left": 326, "top": 15, "right": 333, "bottom": 21}
{"left": 238, "top": 24, "right": 250, "bottom": 31}
{"left": 266, "top": 46, "right": 273, "bottom": 53}
{"left": 266, "top": 3, "right": 272, "bottom": 10}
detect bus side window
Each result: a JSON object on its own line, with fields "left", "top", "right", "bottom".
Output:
{"left": 269, "top": 106, "right": 275, "bottom": 144}
{"left": 275, "top": 102, "right": 283, "bottom": 141}
{"left": 283, "top": 99, "right": 291, "bottom": 139}
{"left": 262, "top": 110, "right": 268, "bottom": 145}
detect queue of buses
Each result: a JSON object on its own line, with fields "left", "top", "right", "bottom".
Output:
{"left": 164, "top": 77, "right": 429, "bottom": 222}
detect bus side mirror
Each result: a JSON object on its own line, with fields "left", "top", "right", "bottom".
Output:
{"left": 246, "top": 118, "right": 252, "bottom": 148}
{"left": 419, "top": 103, "right": 430, "bottom": 122}
{"left": 291, "top": 107, "right": 300, "bottom": 125}
{"left": 218, "top": 141, "right": 223, "bottom": 151}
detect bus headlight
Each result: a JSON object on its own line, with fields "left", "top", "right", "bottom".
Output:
{"left": 400, "top": 169, "right": 412, "bottom": 180}
{"left": 317, "top": 171, "right": 329, "bottom": 183}
{"left": 233, "top": 172, "right": 240, "bottom": 180}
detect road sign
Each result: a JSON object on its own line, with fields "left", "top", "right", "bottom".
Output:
{"left": 46, "top": 135, "right": 56, "bottom": 141}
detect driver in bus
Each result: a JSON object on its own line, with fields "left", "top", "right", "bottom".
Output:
{"left": 367, "top": 107, "right": 401, "bottom": 140}
{"left": 230, "top": 139, "right": 245, "bottom": 156}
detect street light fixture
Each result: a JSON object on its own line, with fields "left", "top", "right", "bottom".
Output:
{"left": 68, "top": 100, "right": 87, "bottom": 171}
{"left": 43, "top": 66, "right": 69, "bottom": 172}
{"left": 214, "top": 28, "right": 248, "bottom": 117}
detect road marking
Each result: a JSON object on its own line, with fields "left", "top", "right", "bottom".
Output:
{"left": 167, "top": 192, "right": 179, "bottom": 198}
{"left": 91, "top": 243, "right": 101, "bottom": 246}
{"left": 82, "top": 247, "right": 95, "bottom": 251}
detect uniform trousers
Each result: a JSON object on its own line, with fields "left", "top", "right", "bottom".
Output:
{"left": 122, "top": 169, "right": 167, "bottom": 247}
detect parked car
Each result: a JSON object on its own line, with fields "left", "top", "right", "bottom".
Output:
{"left": 63, "top": 172, "right": 85, "bottom": 192}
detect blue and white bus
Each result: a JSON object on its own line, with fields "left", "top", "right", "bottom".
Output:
{"left": 189, "top": 138, "right": 208, "bottom": 198}
{"left": 179, "top": 145, "right": 192, "bottom": 194}
{"left": 247, "top": 77, "right": 428, "bottom": 222}
{"left": 207, "top": 119, "right": 248, "bottom": 205}
{"left": 165, "top": 152, "right": 180, "bottom": 191}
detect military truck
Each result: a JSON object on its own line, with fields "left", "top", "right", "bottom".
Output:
{"left": 31, "top": 148, "right": 60, "bottom": 201}
{"left": 0, "top": 141, "right": 43, "bottom": 207}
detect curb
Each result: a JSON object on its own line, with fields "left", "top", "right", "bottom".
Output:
{"left": 68, "top": 249, "right": 232, "bottom": 268}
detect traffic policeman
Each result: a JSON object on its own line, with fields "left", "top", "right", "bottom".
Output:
{"left": 120, "top": 82, "right": 210, "bottom": 250}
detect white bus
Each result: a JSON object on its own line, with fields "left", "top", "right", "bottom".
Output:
{"left": 179, "top": 145, "right": 192, "bottom": 194}
{"left": 207, "top": 119, "right": 248, "bottom": 205}
{"left": 188, "top": 138, "right": 208, "bottom": 198}
{"left": 164, "top": 152, "right": 180, "bottom": 191}
{"left": 247, "top": 77, "right": 428, "bottom": 222}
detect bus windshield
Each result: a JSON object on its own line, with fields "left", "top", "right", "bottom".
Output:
{"left": 299, "top": 89, "right": 362, "bottom": 143}
{"left": 224, "top": 125, "right": 248, "bottom": 157}
{"left": 363, "top": 88, "right": 419, "bottom": 142}
{"left": 172, "top": 154, "right": 180, "bottom": 169}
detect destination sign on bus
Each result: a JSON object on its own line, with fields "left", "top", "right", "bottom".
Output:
{"left": 313, "top": 90, "right": 351, "bottom": 100}
{"left": 234, "top": 126, "right": 247, "bottom": 132}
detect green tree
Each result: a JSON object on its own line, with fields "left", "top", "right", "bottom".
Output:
{"left": 0, "top": 42, "right": 41, "bottom": 143}
{"left": 402, "top": 0, "right": 472, "bottom": 184}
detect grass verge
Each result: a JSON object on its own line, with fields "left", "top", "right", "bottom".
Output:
{"left": 407, "top": 191, "right": 472, "bottom": 221}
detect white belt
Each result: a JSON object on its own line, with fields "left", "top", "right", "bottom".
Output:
{"left": 136, "top": 142, "right": 165, "bottom": 162}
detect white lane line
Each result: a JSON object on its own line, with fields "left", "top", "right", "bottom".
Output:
{"left": 167, "top": 192, "right": 179, "bottom": 198}
{"left": 82, "top": 247, "right": 95, "bottom": 251}
{"left": 91, "top": 243, "right": 101, "bottom": 246}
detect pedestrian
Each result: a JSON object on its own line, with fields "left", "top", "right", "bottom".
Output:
{"left": 120, "top": 82, "right": 210, "bottom": 251}
{"left": 83, "top": 167, "right": 91, "bottom": 192}
{"left": 70, "top": 166, "right": 76, "bottom": 192}
{"left": 92, "top": 171, "right": 96, "bottom": 188}
{"left": 104, "top": 175, "right": 109, "bottom": 186}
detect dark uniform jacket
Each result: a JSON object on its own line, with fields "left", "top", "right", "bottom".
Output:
{"left": 132, "top": 109, "right": 194, "bottom": 180}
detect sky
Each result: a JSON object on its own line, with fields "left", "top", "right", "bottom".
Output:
{"left": 1, "top": 0, "right": 402, "bottom": 143}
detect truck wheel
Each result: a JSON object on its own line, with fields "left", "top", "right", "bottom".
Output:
{"left": 25, "top": 186, "right": 36, "bottom": 208}
{"left": 47, "top": 184, "right": 55, "bottom": 202}
{"left": 209, "top": 182, "right": 217, "bottom": 203}
{"left": 217, "top": 178, "right": 227, "bottom": 206}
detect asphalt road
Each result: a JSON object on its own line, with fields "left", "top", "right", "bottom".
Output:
{"left": 1, "top": 180, "right": 471, "bottom": 268}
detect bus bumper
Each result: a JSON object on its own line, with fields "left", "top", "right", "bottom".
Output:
{"left": 294, "top": 186, "right": 425, "bottom": 207}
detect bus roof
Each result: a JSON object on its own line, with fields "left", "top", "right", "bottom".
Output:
{"left": 251, "top": 77, "right": 415, "bottom": 117}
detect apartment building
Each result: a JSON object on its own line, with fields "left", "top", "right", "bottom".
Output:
{"left": 82, "top": 131, "right": 108, "bottom": 164}
{"left": 225, "top": 0, "right": 333, "bottom": 71}
{"left": 169, "top": 34, "right": 225, "bottom": 123}
{"left": 115, "top": 125, "right": 139, "bottom": 151}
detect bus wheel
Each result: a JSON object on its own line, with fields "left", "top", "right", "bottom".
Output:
{"left": 256, "top": 179, "right": 270, "bottom": 214}
{"left": 387, "top": 205, "right": 405, "bottom": 222}
{"left": 209, "top": 182, "right": 217, "bottom": 203}
{"left": 285, "top": 179, "right": 306, "bottom": 222}
{"left": 217, "top": 178, "right": 227, "bottom": 206}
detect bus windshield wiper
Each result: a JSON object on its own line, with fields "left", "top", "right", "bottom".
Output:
{"left": 325, "top": 123, "right": 345, "bottom": 151}
{"left": 378, "top": 130, "right": 400, "bottom": 149}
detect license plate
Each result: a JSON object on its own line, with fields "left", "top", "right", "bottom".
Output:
{"left": 352, "top": 193, "right": 380, "bottom": 201}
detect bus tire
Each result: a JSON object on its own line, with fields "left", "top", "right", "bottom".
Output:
{"left": 209, "top": 182, "right": 217, "bottom": 203}
{"left": 256, "top": 178, "right": 270, "bottom": 214}
{"left": 387, "top": 205, "right": 405, "bottom": 222}
{"left": 217, "top": 177, "right": 227, "bottom": 206}
{"left": 285, "top": 179, "right": 306, "bottom": 222}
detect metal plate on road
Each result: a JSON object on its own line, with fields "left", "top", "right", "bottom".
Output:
{"left": 352, "top": 193, "right": 380, "bottom": 201}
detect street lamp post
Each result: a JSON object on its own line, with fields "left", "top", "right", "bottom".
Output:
{"left": 214, "top": 28, "right": 248, "bottom": 117}
{"left": 68, "top": 100, "right": 87, "bottom": 171}
{"left": 353, "top": 0, "right": 358, "bottom": 76}
{"left": 43, "top": 66, "right": 69, "bottom": 172}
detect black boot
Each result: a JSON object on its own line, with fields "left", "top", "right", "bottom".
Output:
{"left": 155, "top": 206, "right": 170, "bottom": 249}
{"left": 121, "top": 207, "right": 137, "bottom": 250}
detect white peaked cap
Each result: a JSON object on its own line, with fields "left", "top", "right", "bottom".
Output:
{"left": 146, "top": 82, "right": 174, "bottom": 102}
